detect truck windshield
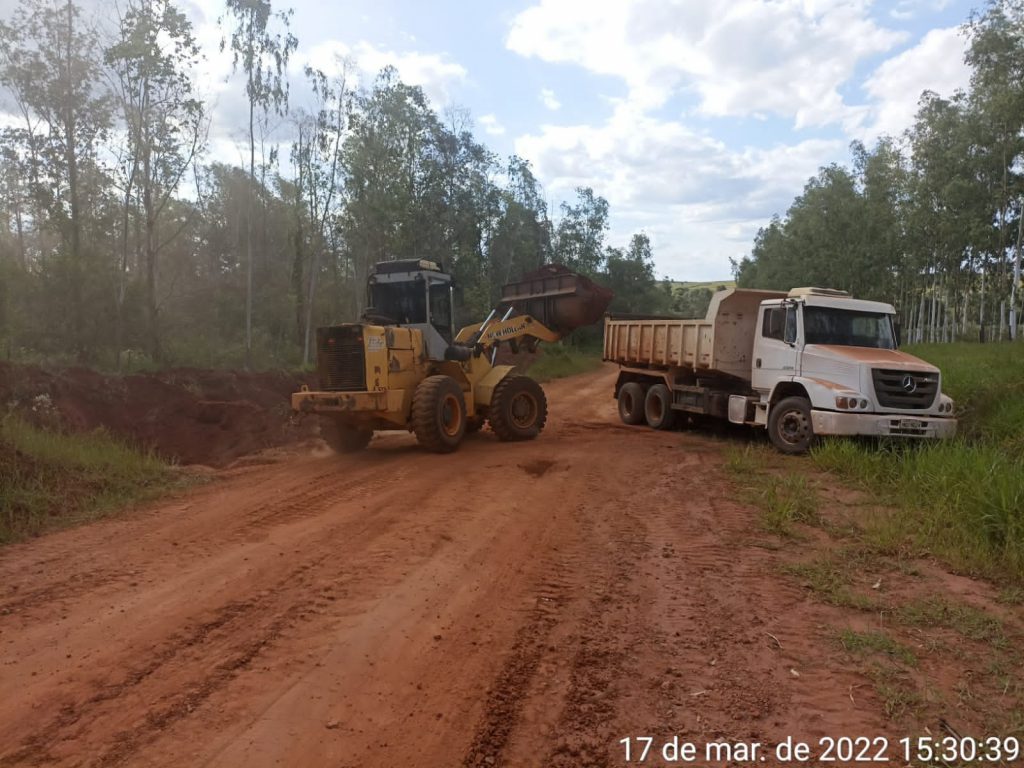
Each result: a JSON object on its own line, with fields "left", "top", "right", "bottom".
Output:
{"left": 803, "top": 306, "right": 896, "bottom": 349}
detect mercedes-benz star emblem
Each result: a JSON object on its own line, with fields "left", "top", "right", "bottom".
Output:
{"left": 901, "top": 374, "right": 917, "bottom": 394}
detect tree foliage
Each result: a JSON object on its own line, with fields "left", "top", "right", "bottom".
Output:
{"left": 735, "top": 0, "right": 1024, "bottom": 342}
{"left": 0, "top": 0, "right": 663, "bottom": 368}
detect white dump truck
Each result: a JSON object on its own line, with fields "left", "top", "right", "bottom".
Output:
{"left": 603, "top": 287, "right": 957, "bottom": 454}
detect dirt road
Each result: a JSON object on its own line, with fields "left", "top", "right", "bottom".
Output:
{"left": 0, "top": 366, "right": 946, "bottom": 766}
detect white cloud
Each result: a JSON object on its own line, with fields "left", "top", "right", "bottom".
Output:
{"left": 860, "top": 26, "right": 971, "bottom": 138}
{"left": 479, "top": 113, "right": 506, "bottom": 135}
{"left": 299, "top": 40, "right": 467, "bottom": 105}
{"left": 507, "top": 0, "right": 905, "bottom": 128}
{"left": 890, "top": 0, "right": 952, "bottom": 21}
{"left": 515, "top": 100, "right": 844, "bottom": 279}
{"left": 540, "top": 88, "right": 561, "bottom": 111}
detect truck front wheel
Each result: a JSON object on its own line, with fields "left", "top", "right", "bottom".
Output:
{"left": 768, "top": 396, "right": 814, "bottom": 455}
{"left": 618, "top": 382, "right": 645, "bottom": 425}
{"left": 321, "top": 418, "right": 373, "bottom": 453}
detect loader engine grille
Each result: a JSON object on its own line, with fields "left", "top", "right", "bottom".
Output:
{"left": 317, "top": 326, "right": 366, "bottom": 392}
{"left": 872, "top": 369, "right": 938, "bottom": 410}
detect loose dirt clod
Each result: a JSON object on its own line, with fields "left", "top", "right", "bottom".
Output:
{"left": 518, "top": 459, "right": 556, "bottom": 477}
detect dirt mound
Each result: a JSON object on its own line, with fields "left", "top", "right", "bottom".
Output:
{"left": 0, "top": 363, "right": 317, "bottom": 467}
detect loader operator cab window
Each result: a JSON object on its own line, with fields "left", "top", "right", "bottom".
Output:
{"left": 428, "top": 281, "right": 453, "bottom": 343}
{"left": 369, "top": 280, "right": 427, "bottom": 325}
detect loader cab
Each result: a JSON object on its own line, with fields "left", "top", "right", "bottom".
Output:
{"left": 367, "top": 259, "right": 455, "bottom": 360}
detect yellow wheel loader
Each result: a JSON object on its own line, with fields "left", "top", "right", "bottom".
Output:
{"left": 291, "top": 260, "right": 612, "bottom": 453}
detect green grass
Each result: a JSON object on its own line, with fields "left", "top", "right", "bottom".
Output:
{"left": 809, "top": 342, "right": 1024, "bottom": 583}
{"left": 890, "top": 596, "right": 1005, "bottom": 645}
{"left": 724, "top": 445, "right": 818, "bottom": 535}
{"left": 524, "top": 345, "right": 603, "bottom": 383}
{"left": 836, "top": 629, "right": 918, "bottom": 666}
{"left": 782, "top": 551, "right": 881, "bottom": 611}
{"left": 0, "top": 415, "right": 179, "bottom": 543}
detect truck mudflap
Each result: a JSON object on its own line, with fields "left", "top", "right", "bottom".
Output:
{"left": 811, "top": 410, "right": 957, "bottom": 439}
{"left": 291, "top": 388, "right": 405, "bottom": 414}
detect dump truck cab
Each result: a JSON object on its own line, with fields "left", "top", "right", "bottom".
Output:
{"left": 749, "top": 288, "right": 956, "bottom": 450}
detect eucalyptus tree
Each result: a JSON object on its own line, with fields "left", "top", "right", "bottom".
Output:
{"left": 289, "top": 62, "right": 351, "bottom": 363}
{"left": 221, "top": 0, "right": 297, "bottom": 367}
{"left": 106, "top": 0, "right": 207, "bottom": 364}
{"left": 0, "top": 0, "right": 111, "bottom": 358}
{"left": 966, "top": 0, "right": 1024, "bottom": 338}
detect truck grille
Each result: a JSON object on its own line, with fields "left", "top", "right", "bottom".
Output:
{"left": 872, "top": 369, "right": 938, "bottom": 410}
{"left": 317, "top": 326, "right": 366, "bottom": 391}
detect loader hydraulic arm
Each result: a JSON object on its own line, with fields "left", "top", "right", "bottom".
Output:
{"left": 455, "top": 314, "right": 562, "bottom": 350}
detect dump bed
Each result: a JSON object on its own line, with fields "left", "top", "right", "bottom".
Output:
{"left": 603, "top": 289, "right": 785, "bottom": 381}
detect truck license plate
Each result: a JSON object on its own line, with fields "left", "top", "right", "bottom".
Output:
{"left": 900, "top": 419, "right": 925, "bottom": 429}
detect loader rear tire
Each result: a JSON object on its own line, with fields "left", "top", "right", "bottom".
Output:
{"left": 321, "top": 418, "right": 372, "bottom": 453}
{"left": 411, "top": 375, "right": 467, "bottom": 453}
{"left": 618, "top": 382, "right": 645, "bottom": 425}
{"left": 644, "top": 383, "right": 676, "bottom": 430}
{"left": 489, "top": 375, "right": 547, "bottom": 441}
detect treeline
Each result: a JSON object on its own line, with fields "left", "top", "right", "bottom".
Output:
{"left": 0, "top": 0, "right": 666, "bottom": 371}
{"left": 734, "top": 0, "right": 1024, "bottom": 343}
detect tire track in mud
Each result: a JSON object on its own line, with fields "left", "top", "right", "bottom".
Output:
{"left": 460, "top": 450, "right": 654, "bottom": 768}
{"left": 0, "top": 458, "right": 472, "bottom": 767}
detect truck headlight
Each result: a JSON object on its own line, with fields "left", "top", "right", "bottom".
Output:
{"left": 835, "top": 394, "right": 869, "bottom": 410}
{"left": 938, "top": 396, "right": 954, "bottom": 414}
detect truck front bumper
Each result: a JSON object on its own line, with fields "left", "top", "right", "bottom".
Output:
{"left": 811, "top": 410, "right": 957, "bottom": 439}
{"left": 291, "top": 388, "right": 403, "bottom": 413}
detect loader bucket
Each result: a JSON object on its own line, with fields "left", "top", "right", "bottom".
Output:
{"left": 499, "top": 265, "right": 614, "bottom": 335}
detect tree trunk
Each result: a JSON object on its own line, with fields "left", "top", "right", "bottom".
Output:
{"left": 245, "top": 92, "right": 255, "bottom": 369}
{"left": 64, "top": 0, "right": 84, "bottom": 359}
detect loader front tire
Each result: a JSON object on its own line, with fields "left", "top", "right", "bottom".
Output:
{"left": 489, "top": 375, "right": 547, "bottom": 441}
{"left": 321, "top": 418, "right": 373, "bottom": 453}
{"left": 411, "top": 375, "right": 467, "bottom": 453}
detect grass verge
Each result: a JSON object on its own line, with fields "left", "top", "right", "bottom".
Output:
{"left": 725, "top": 445, "right": 818, "bottom": 536}
{"left": 524, "top": 345, "right": 603, "bottom": 383}
{"left": 809, "top": 342, "right": 1024, "bottom": 584}
{"left": 0, "top": 415, "right": 180, "bottom": 543}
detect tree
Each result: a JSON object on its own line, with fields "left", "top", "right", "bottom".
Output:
{"left": 0, "top": 0, "right": 111, "bottom": 358}
{"left": 553, "top": 187, "right": 609, "bottom": 275}
{"left": 221, "top": 0, "right": 297, "bottom": 367}
{"left": 289, "top": 61, "right": 351, "bottom": 364}
{"left": 106, "top": 0, "right": 207, "bottom": 364}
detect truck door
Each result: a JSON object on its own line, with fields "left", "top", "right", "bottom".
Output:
{"left": 752, "top": 302, "right": 800, "bottom": 393}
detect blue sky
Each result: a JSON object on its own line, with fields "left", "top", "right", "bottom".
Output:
{"left": 183, "top": 0, "right": 976, "bottom": 280}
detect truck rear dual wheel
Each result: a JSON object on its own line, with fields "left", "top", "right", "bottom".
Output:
{"left": 644, "top": 384, "right": 676, "bottom": 430}
{"left": 321, "top": 417, "right": 373, "bottom": 453}
{"left": 412, "top": 375, "right": 467, "bottom": 453}
{"left": 618, "top": 382, "right": 645, "bottom": 425}
{"left": 489, "top": 375, "right": 547, "bottom": 441}
{"left": 768, "top": 396, "right": 814, "bottom": 455}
